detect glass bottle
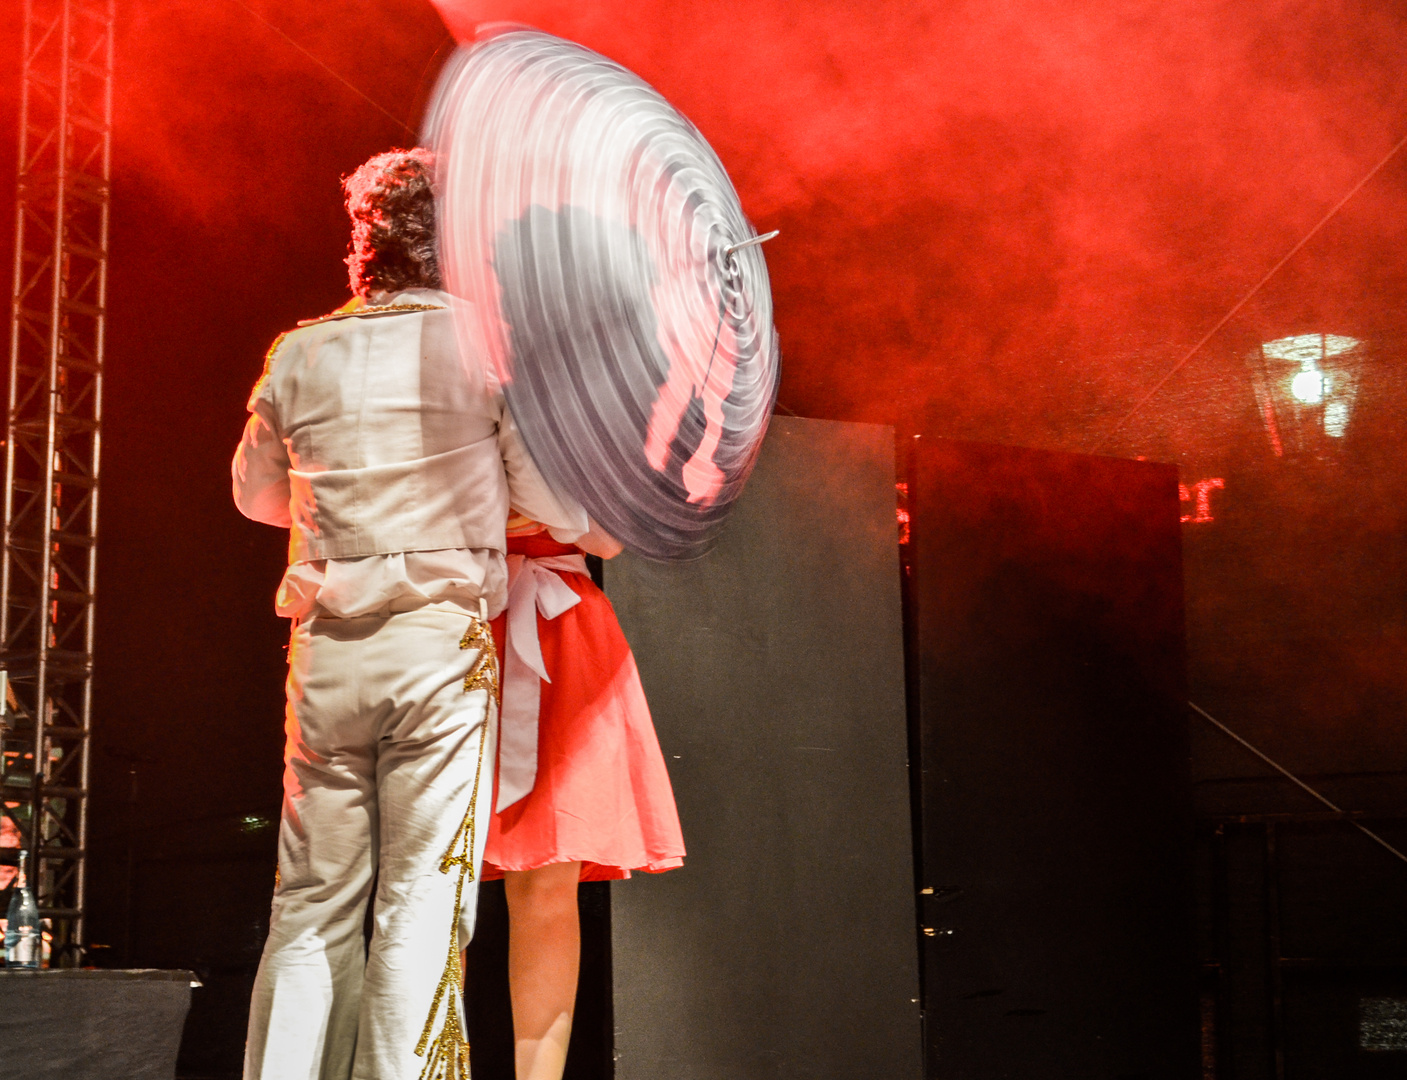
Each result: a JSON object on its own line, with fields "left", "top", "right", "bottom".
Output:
{"left": 5, "top": 850, "right": 40, "bottom": 968}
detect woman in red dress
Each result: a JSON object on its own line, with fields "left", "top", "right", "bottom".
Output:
{"left": 483, "top": 514, "right": 684, "bottom": 1080}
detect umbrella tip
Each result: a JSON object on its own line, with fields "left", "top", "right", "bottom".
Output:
{"left": 724, "top": 230, "right": 780, "bottom": 257}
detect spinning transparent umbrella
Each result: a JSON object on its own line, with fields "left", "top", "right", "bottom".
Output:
{"left": 424, "top": 27, "right": 780, "bottom": 560}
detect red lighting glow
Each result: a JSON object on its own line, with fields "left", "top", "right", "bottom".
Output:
{"left": 1180, "top": 478, "right": 1224, "bottom": 524}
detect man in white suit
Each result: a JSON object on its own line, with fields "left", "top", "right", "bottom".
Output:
{"left": 233, "top": 148, "right": 589, "bottom": 1080}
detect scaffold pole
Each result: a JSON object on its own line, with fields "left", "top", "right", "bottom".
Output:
{"left": 3, "top": 0, "right": 114, "bottom": 964}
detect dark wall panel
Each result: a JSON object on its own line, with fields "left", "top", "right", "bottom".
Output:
{"left": 604, "top": 416, "right": 921, "bottom": 1080}
{"left": 909, "top": 437, "right": 1195, "bottom": 1079}
{"left": 0, "top": 970, "right": 192, "bottom": 1080}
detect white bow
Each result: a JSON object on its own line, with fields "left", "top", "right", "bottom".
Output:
{"left": 497, "top": 553, "right": 588, "bottom": 811}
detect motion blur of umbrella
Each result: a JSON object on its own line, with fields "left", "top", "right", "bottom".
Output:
{"left": 424, "top": 24, "right": 780, "bottom": 560}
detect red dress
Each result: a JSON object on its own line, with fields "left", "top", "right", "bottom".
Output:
{"left": 481, "top": 530, "right": 686, "bottom": 882}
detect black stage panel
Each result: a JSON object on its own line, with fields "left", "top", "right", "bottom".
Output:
{"left": 604, "top": 416, "right": 922, "bottom": 1080}
{"left": 908, "top": 437, "right": 1195, "bottom": 1079}
{"left": 0, "top": 968, "right": 193, "bottom": 1080}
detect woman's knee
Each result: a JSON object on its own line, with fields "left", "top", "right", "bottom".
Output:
{"left": 504, "top": 863, "right": 581, "bottom": 919}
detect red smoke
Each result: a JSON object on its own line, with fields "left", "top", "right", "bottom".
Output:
{"left": 3, "top": 0, "right": 1406, "bottom": 961}
{"left": 67, "top": 0, "right": 1407, "bottom": 458}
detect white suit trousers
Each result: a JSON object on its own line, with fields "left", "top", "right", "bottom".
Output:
{"left": 244, "top": 604, "right": 497, "bottom": 1080}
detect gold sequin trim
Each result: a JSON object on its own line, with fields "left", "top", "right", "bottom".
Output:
{"left": 414, "top": 618, "right": 497, "bottom": 1079}
{"left": 246, "top": 331, "right": 289, "bottom": 411}
{"left": 296, "top": 302, "right": 446, "bottom": 327}
{"left": 460, "top": 618, "right": 499, "bottom": 698}
{"left": 249, "top": 304, "right": 447, "bottom": 406}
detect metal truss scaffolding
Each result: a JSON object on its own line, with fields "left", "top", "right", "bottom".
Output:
{"left": 3, "top": 0, "right": 113, "bottom": 962}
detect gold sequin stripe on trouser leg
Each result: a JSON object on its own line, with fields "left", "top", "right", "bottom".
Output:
{"left": 414, "top": 613, "right": 500, "bottom": 1080}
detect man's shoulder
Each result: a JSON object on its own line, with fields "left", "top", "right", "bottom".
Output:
{"left": 250, "top": 292, "right": 457, "bottom": 405}
{"left": 247, "top": 328, "right": 293, "bottom": 411}
{"left": 294, "top": 291, "right": 450, "bottom": 330}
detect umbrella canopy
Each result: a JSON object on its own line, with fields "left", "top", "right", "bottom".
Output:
{"left": 424, "top": 27, "right": 780, "bottom": 560}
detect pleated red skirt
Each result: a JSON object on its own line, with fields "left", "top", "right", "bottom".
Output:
{"left": 481, "top": 533, "right": 686, "bottom": 882}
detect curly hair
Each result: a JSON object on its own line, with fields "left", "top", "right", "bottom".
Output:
{"left": 342, "top": 148, "right": 441, "bottom": 298}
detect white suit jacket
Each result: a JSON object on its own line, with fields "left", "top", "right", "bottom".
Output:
{"left": 232, "top": 288, "right": 585, "bottom": 617}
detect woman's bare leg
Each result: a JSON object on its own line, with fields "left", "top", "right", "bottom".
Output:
{"left": 503, "top": 861, "right": 582, "bottom": 1080}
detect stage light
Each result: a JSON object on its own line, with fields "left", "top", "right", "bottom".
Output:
{"left": 1290, "top": 369, "right": 1325, "bottom": 404}
{"left": 1324, "top": 400, "right": 1350, "bottom": 438}
{"left": 1262, "top": 333, "right": 1358, "bottom": 366}
{"left": 1248, "top": 333, "right": 1361, "bottom": 454}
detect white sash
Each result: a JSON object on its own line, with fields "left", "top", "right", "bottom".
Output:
{"left": 496, "top": 553, "right": 589, "bottom": 811}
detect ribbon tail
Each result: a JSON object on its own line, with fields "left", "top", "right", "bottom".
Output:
{"left": 496, "top": 638, "right": 540, "bottom": 812}
{"left": 493, "top": 557, "right": 584, "bottom": 813}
